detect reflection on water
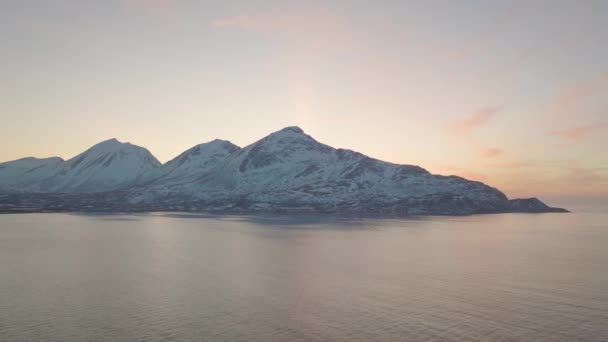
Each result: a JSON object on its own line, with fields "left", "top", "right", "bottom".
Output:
{"left": 0, "top": 212, "right": 607, "bottom": 341}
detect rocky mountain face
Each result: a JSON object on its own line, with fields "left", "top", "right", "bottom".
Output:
{"left": 0, "top": 127, "right": 567, "bottom": 215}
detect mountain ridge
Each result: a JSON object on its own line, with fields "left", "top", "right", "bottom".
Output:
{"left": 0, "top": 127, "right": 568, "bottom": 215}
{"left": 0, "top": 138, "right": 161, "bottom": 193}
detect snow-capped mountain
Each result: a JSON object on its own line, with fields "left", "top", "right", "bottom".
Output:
{"left": 130, "top": 127, "right": 561, "bottom": 215}
{"left": 0, "top": 127, "right": 567, "bottom": 214}
{"left": 0, "top": 139, "right": 161, "bottom": 193}
{"left": 47, "top": 138, "right": 161, "bottom": 192}
{"left": 137, "top": 139, "right": 240, "bottom": 186}
{"left": 0, "top": 157, "right": 64, "bottom": 192}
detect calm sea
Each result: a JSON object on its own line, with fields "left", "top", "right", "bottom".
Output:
{"left": 0, "top": 211, "right": 606, "bottom": 341}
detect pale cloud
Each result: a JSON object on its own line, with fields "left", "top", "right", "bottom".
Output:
{"left": 552, "top": 122, "right": 608, "bottom": 140}
{"left": 565, "top": 167, "right": 608, "bottom": 185}
{"left": 447, "top": 107, "right": 504, "bottom": 162}
{"left": 488, "top": 161, "right": 608, "bottom": 199}
{"left": 541, "top": 167, "right": 608, "bottom": 197}
{"left": 448, "top": 106, "right": 501, "bottom": 136}
{"left": 479, "top": 147, "right": 503, "bottom": 159}
{"left": 431, "top": 158, "right": 608, "bottom": 199}
{"left": 488, "top": 160, "right": 536, "bottom": 169}
{"left": 547, "top": 71, "right": 608, "bottom": 118}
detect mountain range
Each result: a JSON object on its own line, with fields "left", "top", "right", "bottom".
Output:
{"left": 0, "top": 127, "right": 567, "bottom": 215}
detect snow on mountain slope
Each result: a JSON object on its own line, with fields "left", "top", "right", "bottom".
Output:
{"left": 45, "top": 138, "right": 161, "bottom": 192}
{"left": 0, "top": 127, "right": 566, "bottom": 214}
{"left": 0, "top": 157, "right": 64, "bottom": 192}
{"left": 133, "top": 127, "right": 510, "bottom": 213}
{"left": 138, "top": 139, "right": 240, "bottom": 186}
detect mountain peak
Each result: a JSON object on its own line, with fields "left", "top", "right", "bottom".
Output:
{"left": 89, "top": 138, "right": 128, "bottom": 151}
{"left": 193, "top": 139, "right": 240, "bottom": 154}
{"left": 163, "top": 139, "right": 240, "bottom": 167}
{"left": 100, "top": 138, "right": 121, "bottom": 144}
{"left": 245, "top": 126, "right": 315, "bottom": 150}
{"left": 208, "top": 138, "right": 238, "bottom": 147}
{"left": 276, "top": 126, "right": 305, "bottom": 135}
{"left": 261, "top": 126, "right": 311, "bottom": 143}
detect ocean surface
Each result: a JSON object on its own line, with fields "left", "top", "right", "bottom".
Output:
{"left": 0, "top": 211, "right": 606, "bottom": 341}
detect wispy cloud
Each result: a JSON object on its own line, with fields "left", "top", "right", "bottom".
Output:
{"left": 489, "top": 160, "right": 536, "bottom": 168}
{"left": 490, "top": 160, "right": 608, "bottom": 198}
{"left": 552, "top": 122, "right": 608, "bottom": 140}
{"left": 565, "top": 167, "right": 608, "bottom": 184}
{"left": 543, "top": 166, "right": 608, "bottom": 197}
{"left": 547, "top": 71, "right": 608, "bottom": 118}
{"left": 479, "top": 147, "right": 503, "bottom": 159}
{"left": 448, "top": 106, "right": 501, "bottom": 136}
{"left": 447, "top": 107, "right": 505, "bottom": 162}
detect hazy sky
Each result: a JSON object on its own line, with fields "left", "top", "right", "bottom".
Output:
{"left": 1, "top": 0, "right": 607, "bottom": 201}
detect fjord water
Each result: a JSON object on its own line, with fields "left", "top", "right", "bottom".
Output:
{"left": 0, "top": 212, "right": 606, "bottom": 341}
